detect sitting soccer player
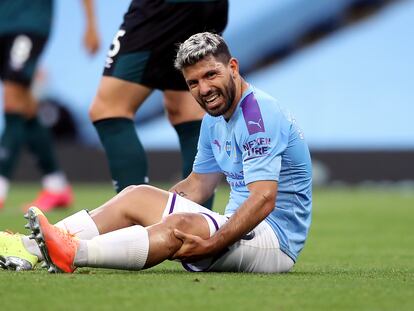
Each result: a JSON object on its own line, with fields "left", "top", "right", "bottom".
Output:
{"left": 0, "top": 32, "right": 312, "bottom": 273}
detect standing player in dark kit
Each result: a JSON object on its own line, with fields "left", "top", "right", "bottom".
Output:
{"left": 0, "top": 0, "right": 100, "bottom": 211}
{"left": 89, "top": 0, "right": 228, "bottom": 209}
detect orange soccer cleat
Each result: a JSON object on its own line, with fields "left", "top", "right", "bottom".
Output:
{"left": 26, "top": 206, "right": 79, "bottom": 273}
{"left": 25, "top": 186, "right": 74, "bottom": 212}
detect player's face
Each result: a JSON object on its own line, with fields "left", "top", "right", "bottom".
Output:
{"left": 183, "top": 56, "right": 236, "bottom": 118}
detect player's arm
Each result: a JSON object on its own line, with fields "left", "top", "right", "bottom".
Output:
{"left": 172, "top": 179, "right": 277, "bottom": 261}
{"left": 81, "top": 0, "right": 100, "bottom": 54}
{"left": 169, "top": 171, "right": 223, "bottom": 205}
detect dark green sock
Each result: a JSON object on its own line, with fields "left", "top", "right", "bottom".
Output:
{"left": 93, "top": 118, "right": 148, "bottom": 193}
{"left": 25, "top": 117, "right": 60, "bottom": 175}
{"left": 0, "top": 113, "right": 26, "bottom": 178}
{"left": 174, "top": 120, "right": 215, "bottom": 210}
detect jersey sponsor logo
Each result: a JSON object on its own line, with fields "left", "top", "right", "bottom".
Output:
{"left": 229, "top": 180, "right": 246, "bottom": 188}
{"left": 212, "top": 139, "right": 221, "bottom": 152}
{"left": 243, "top": 137, "right": 271, "bottom": 160}
{"left": 223, "top": 170, "right": 244, "bottom": 180}
{"left": 225, "top": 140, "right": 231, "bottom": 157}
{"left": 223, "top": 170, "right": 245, "bottom": 188}
{"left": 241, "top": 93, "right": 265, "bottom": 135}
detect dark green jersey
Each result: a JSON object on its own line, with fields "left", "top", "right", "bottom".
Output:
{"left": 0, "top": 0, "right": 53, "bottom": 36}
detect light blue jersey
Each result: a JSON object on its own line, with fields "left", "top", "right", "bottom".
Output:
{"left": 193, "top": 85, "right": 312, "bottom": 261}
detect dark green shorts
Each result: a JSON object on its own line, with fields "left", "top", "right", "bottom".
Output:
{"left": 0, "top": 33, "right": 48, "bottom": 87}
{"left": 103, "top": 0, "right": 228, "bottom": 91}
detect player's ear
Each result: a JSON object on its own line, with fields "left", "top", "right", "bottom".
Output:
{"left": 229, "top": 58, "right": 239, "bottom": 78}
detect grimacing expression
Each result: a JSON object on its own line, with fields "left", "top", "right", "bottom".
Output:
{"left": 183, "top": 57, "right": 236, "bottom": 117}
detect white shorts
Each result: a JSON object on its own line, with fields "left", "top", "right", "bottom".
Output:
{"left": 163, "top": 193, "right": 294, "bottom": 273}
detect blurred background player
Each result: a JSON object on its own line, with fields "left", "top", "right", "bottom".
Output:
{"left": 89, "top": 0, "right": 228, "bottom": 210}
{"left": 0, "top": 0, "right": 100, "bottom": 211}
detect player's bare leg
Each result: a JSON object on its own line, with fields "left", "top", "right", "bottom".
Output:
{"left": 89, "top": 185, "right": 171, "bottom": 233}
{"left": 5, "top": 184, "right": 175, "bottom": 271}
{"left": 1, "top": 81, "right": 73, "bottom": 212}
{"left": 0, "top": 83, "right": 32, "bottom": 207}
{"left": 1, "top": 82, "right": 71, "bottom": 211}
{"left": 163, "top": 90, "right": 204, "bottom": 125}
{"left": 26, "top": 185, "right": 211, "bottom": 273}
{"left": 144, "top": 213, "right": 209, "bottom": 268}
{"left": 90, "top": 76, "right": 153, "bottom": 192}
{"left": 89, "top": 76, "right": 151, "bottom": 120}
{"left": 3, "top": 81, "right": 34, "bottom": 116}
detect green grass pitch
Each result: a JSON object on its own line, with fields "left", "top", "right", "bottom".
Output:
{"left": 0, "top": 183, "right": 413, "bottom": 311}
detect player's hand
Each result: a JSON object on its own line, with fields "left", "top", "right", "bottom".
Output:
{"left": 171, "top": 229, "right": 214, "bottom": 262}
{"left": 83, "top": 25, "right": 100, "bottom": 55}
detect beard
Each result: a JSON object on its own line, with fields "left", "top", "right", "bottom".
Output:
{"left": 197, "top": 75, "right": 236, "bottom": 117}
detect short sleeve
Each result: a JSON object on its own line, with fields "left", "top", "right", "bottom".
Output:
{"left": 193, "top": 118, "right": 221, "bottom": 174}
{"left": 237, "top": 94, "right": 291, "bottom": 185}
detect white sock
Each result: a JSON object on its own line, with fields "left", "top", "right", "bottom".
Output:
{"left": 0, "top": 176, "right": 10, "bottom": 201}
{"left": 75, "top": 225, "right": 149, "bottom": 271}
{"left": 54, "top": 209, "right": 100, "bottom": 239}
{"left": 22, "top": 209, "right": 100, "bottom": 260}
{"left": 42, "top": 172, "right": 68, "bottom": 192}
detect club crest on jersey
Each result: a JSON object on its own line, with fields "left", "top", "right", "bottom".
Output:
{"left": 225, "top": 141, "right": 232, "bottom": 157}
{"left": 241, "top": 93, "right": 265, "bottom": 135}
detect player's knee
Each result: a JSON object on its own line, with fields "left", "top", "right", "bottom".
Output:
{"left": 89, "top": 90, "right": 109, "bottom": 121}
{"left": 3, "top": 83, "right": 31, "bottom": 113}
{"left": 164, "top": 91, "right": 205, "bottom": 124}
{"left": 161, "top": 213, "right": 193, "bottom": 233}
{"left": 89, "top": 88, "right": 136, "bottom": 121}
{"left": 117, "top": 185, "right": 152, "bottom": 216}
{"left": 120, "top": 184, "right": 161, "bottom": 203}
{"left": 119, "top": 184, "right": 151, "bottom": 197}
{"left": 119, "top": 184, "right": 140, "bottom": 194}
{"left": 164, "top": 98, "right": 181, "bottom": 122}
